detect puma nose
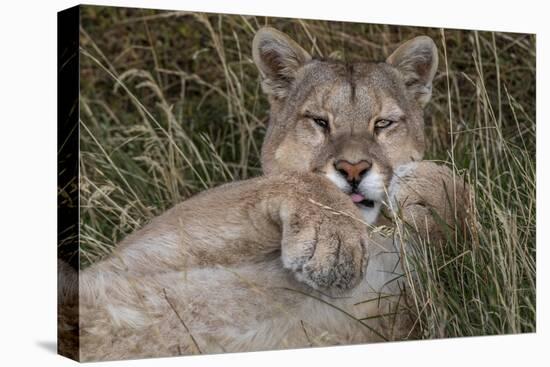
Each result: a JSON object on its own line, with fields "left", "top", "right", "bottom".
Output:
{"left": 334, "top": 160, "right": 372, "bottom": 183}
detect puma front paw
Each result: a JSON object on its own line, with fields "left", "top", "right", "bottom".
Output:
{"left": 280, "top": 198, "right": 368, "bottom": 291}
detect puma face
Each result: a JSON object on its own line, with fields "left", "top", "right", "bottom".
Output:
{"left": 253, "top": 27, "right": 438, "bottom": 223}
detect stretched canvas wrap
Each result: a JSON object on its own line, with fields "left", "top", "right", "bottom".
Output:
{"left": 58, "top": 4, "right": 536, "bottom": 362}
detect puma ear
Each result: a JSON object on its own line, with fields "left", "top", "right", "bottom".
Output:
{"left": 386, "top": 36, "right": 438, "bottom": 107}
{"left": 252, "top": 27, "right": 312, "bottom": 99}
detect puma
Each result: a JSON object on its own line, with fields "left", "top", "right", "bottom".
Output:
{"left": 60, "top": 27, "right": 470, "bottom": 361}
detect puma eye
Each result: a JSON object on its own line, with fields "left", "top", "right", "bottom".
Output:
{"left": 312, "top": 117, "right": 330, "bottom": 131}
{"left": 374, "top": 119, "right": 394, "bottom": 129}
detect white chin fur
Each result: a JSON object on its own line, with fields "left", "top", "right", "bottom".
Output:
{"left": 357, "top": 171, "right": 385, "bottom": 202}
{"left": 325, "top": 168, "right": 385, "bottom": 225}
{"left": 358, "top": 201, "right": 382, "bottom": 225}
{"left": 356, "top": 171, "right": 385, "bottom": 224}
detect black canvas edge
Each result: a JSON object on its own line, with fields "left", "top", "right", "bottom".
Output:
{"left": 57, "top": 4, "right": 80, "bottom": 362}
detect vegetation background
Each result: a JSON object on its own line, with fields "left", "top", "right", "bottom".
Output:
{"left": 75, "top": 5, "right": 536, "bottom": 341}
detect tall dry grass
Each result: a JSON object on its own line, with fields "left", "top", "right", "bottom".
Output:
{"left": 75, "top": 6, "right": 536, "bottom": 339}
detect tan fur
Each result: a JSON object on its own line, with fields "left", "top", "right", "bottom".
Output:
{"left": 386, "top": 161, "right": 472, "bottom": 242}
{"left": 64, "top": 28, "right": 471, "bottom": 361}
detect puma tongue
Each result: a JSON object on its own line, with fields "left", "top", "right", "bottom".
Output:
{"left": 350, "top": 193, "right": 365, "bottom": 203}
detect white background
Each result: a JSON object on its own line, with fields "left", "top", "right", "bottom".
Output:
{"left": 0, "top": 0, "right": 546, "bottom": 365}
